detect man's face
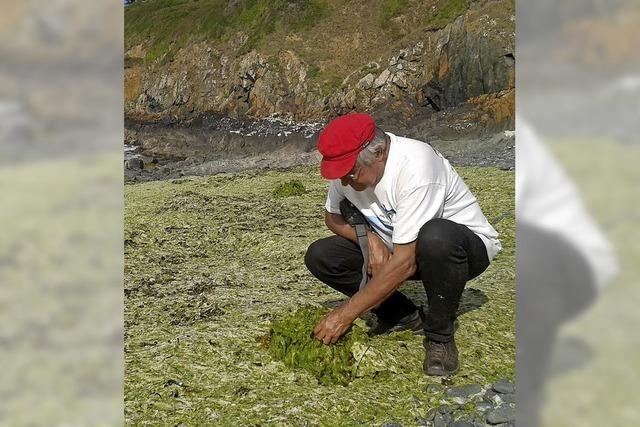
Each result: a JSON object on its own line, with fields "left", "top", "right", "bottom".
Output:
{"left": 340, "top": 163, "right": 376, "bottom": 191}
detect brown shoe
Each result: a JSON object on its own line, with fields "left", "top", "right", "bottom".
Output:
{"left": 368, "top": 309, "right": 424, "bottom": 336}
{"left": 423, "top": 336, "right": 459, "bottom": 376}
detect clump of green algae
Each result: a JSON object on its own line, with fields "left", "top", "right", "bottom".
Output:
{"left": 272, "top": 179, "right": 307, "bottom": 198}
{"left": 267, "top": 307, "right": 369, "bottom": 385}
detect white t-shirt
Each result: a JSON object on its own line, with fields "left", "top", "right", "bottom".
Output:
{"left": 324, "top": 133, "right": 502, "bottom": 261}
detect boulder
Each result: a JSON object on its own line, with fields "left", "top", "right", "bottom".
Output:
{"left": 374, "top": 69, "right": 392, "bottom": 88}
{"left": 125, "top": 158, "right": 144, "bottom": 170}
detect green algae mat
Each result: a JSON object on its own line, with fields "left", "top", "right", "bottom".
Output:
{"left": 266, "top": 307, "right": 370, "bottom": 386}
{"left": 266, "top": 306, "right": 407, "bottom": 387}
{"left": 124, "top": 165, "right": 514, "bottom": 426}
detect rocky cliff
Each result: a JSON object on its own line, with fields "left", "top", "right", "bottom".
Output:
{"left": 125, "top": 0, "right": 514, "bottom": 132}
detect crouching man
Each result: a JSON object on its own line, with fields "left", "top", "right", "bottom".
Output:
{"left": 304, "top": 113, "right": 501, "bottom": 376}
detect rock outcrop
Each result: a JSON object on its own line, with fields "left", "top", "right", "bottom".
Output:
{"left": 125, "top": 1, "right": 515, "bottom": 131}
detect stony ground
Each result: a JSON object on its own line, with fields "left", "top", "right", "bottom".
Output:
{"left": 124, "top": 116, "right": 515, "bottom": 184}
{"left": 124, "top": 165, "right": 514, "bottom": 426}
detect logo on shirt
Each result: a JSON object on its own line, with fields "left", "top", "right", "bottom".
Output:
{"left": 381, "top": 203, "right": 396, "bottom": 217}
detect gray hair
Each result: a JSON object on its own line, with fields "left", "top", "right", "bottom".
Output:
{"left": 356, "top": 128, "right": 388, "bottom": 166}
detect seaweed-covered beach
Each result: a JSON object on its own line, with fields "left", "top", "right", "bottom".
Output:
{"left": 124, "top": 165, "right": 515, "bottom": 426}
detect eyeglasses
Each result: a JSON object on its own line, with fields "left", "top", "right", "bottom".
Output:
{"left": 344, "top": 165, "right": 360, "bottom": 180}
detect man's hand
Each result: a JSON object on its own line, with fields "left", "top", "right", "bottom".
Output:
{"left": 313, "top": 306, "right": 356, "bottom": 345}
{"left": 367, "top": 231, "right": 391, "bottom": 277}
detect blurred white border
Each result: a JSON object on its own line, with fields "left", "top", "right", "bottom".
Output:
{"left": 0, "top": 1, "right": 123, "bottom": 425}
{"left": 517, "top": 0, "right": 639, "bottom": 425}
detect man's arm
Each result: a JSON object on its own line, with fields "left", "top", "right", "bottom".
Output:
{"left": 325, "top": 211, "right": 391, "bottom": 276}
{"left": 313, "top": 241, "right": 417, "bottom": 344}
{"left": 324, "top": 211, "right": 359, "bottom": 243}
{"left": 343, "top": 241, "right": 416, "bottom": 316}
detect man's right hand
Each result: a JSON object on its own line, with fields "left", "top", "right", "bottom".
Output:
{"left": 367, "top": 231, "right": 390, "bottom": 277}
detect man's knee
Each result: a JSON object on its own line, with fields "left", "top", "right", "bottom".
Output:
{"left": 416, "top": 218, "right": 460, "bottom": 261}
{"left": 304, "top": 239, "right": 324, "bottom": 276}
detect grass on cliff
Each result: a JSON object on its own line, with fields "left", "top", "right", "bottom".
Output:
{"left": 380, "top": 0, "right": 410, "bottom": 26}
{"left": 125, "top": 0, "right": 330, "bottom": 64}
{"left": 425, "top": 0, "right": 472, "bottom": 30}
{"left": 124, "top": 165, "right": 514, "bottom": 425}
{"left": 124, "top": 0, "right": 506, "bottom": 100}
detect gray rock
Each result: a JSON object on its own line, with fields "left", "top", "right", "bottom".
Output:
{"left": 374, "top": 69, "right": 391, "bottom": 88}
{"left": 356, "top": 73, "right": 375, "bottom": 90}
{"left": 500, "top": 393, "right": 516, "bottom": 404}
{"left": 449, "top": 422, "right": 474, "bottom": 427}
{"left": 425, "top": 383, "right": 442, "bottom": 394}
{"left": 438, "top": 404, "right": 452, "bottom": 414}
{"left": 476, "top": 401, "right": 494, "bottom": 412}
{"left": 391, "top": 72, "right": 408, "bottom": 89}
{"left": 472, "top": 412, "right": 487, "bottom": 425}
{"left": 446, "top": 384, "right": 484, "bottom": 404}
{"left": 427, "top": 411, "right": 454, "bottom": 427}
{"left": 491, "top": 379, "right": 515, "bottom": 394}
{"left": 433, "top": 413, "right": 446, "bottom": 427}
{"left": 486, "top": 405, "right": 515, "bottom": 425}
{"left": 381, "top": 422, "right": 402, "bottom": 427}
{"left": 484, "top": 389, "right": 500, "bottom": 403}
{"left": 425, "top": 408, "right": 438, "bottom": 421}
{"left": 125, "top": 158, "right": 144, "bottom": 170}
{"left": 415, "top": 416, "right": 430, "bottom": 426}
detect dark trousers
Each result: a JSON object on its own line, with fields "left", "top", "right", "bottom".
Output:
{"left": 304, "top": 218, "right": 490, "bottom": 342}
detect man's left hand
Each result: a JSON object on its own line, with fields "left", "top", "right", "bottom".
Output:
{"left": 313, "top": 306, "right": 355, "bottom": 345}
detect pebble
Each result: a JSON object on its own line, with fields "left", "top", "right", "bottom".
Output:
{"left": 425, "top": 408, "right": 438, "bottom": 421}
{"left": 484, "top": 389, "right": 501, "bottom": 404}
{"left": 491, "top": 379, "right": 515, "bottom": 394}
{"left": 476, "top": 401, "right": 494, "bottom": 412}
{"left": 415, "top": 416, "right": 430, "bottom": 426}
{"left": 437, "top": 404, "right": 452, "bottom": 414}
{"left": 446, "top": 384, "right": 484, "bottom": 404}
{"left": 500, "top": 393, "right": 516, "bottom": 404}
{"left": 419, "top": 381, "right": 515, "bottom": 427}
{"left": 425, "top": 383, "right": 442, "bottom": 394}
{"left": 486, "top": 404, "right": 516, "bottom": 424}
{"left": 125, "top": 158, "right": 144, "bottom": 170}
{"left": 432, "top": 413, "right": 447, "bottom": 427}
{"left": 472, "top": 413, "right": 486, "bottom": 425}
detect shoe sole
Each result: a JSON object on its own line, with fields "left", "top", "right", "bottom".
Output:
{"left": 424, "top": 364, "right": 459, "bottom": 376}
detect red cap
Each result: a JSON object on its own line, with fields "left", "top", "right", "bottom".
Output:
{"left": 317, "top": 113, "right": 376, "bottom": 179}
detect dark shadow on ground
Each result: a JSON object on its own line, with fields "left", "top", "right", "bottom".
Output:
{"left": 456, "top": 288, "right": 489, "bottom": 317}
{"left": 319, "top": 285, "right": 488, "bottom": 332}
